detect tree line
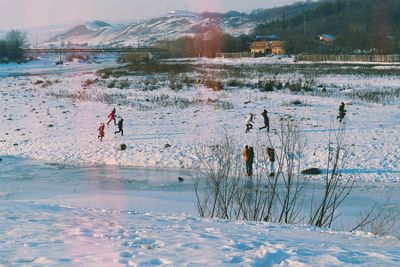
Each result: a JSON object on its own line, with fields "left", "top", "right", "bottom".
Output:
{"left": 0, "top": 30, "right": 27, "bottom": 63}
{"left": 156, "top": 0, "right": 400, "bottom": 57}
{"left": 154, "top": 28, "right": 252, "bottom": 58}
{"left": 254, "top": 0, "right": 400, "bottom": 54}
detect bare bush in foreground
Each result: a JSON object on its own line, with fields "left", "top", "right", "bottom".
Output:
{"left": 191, "top": 120, "right": 383, "bottom": 234}
{"left": 308, "top": 122, "right": 354, "bottom": 228}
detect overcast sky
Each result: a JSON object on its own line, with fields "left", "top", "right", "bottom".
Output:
{"left": 0, "top": 0, "right": 301, "bottom": 29}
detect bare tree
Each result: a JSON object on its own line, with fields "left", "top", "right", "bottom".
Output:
{"left": 308, "top": 121, "right": 354, "bottom": 228}
{"left": 191, "top": 136, "right": 246, "bottom": 219}
{"left": 191, "top": 119, "right": 309, "bottom": 224}
{"left": 273, "top": 120, "right": 308, "bottom": 224}
{"left": 191, "top": 119, "right": 361, "bottom": 234}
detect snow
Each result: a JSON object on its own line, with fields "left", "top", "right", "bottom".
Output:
{"left": 0, "top": 57, "right": 399, "bottom": 182}
{"left": 0, "top": 57, "right": 399, "bottom": 265}
{"left": 2, "top": 202, "right": 399, "bottom": 266}
{"left": 0, "top": 157, "right": 399, "bottom": 266}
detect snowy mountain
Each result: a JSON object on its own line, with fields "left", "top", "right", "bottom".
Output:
{"left": 23, "top": 20, "right": 86, "bottom": 45}
{"left": 42, "top": 10, "right": 256, "bottom": 47}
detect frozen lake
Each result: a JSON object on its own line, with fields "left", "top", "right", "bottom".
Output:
{"left": 0, "top": 56, "right": 118, "bottom": 77}
{"left": 1, "top": 156, "right": 399, "bottom": 224}
{"left": 0, "top": 156, "right": 193, "bottom": 214}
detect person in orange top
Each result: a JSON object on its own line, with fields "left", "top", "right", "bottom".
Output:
{"left": 243, "top": 145, "right": 252, "bottom": 176}
{"left": 98, "top": 123, "right": 105, "bottom": 141}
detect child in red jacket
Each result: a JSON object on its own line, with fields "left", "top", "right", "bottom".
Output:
{"left": 107, "top": 108, "right": 117, "bottom": 126}
{"left": 98, "top": 123, "right": 105, "bottom": 141}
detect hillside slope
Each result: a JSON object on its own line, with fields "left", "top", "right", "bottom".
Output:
{"left": 255, "top": 0, "right": 400, "bottom": 53}
{"left": 42, "top": 2, "right": 318, "bottom": 47}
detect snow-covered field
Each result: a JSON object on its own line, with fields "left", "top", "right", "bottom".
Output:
{"left": 1, "top": 57, "right": 399, "bottom": 265}
{"left": 1, "top": 57, "right": 399, "bottom": 182}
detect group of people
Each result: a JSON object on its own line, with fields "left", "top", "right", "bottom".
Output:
{"left": 243, "top": 145, "right": 275, "bottom": 177}
{"left": 243, "top": 102, "right": 347, "bottom": 177}
{"left": 97, "top": 102, "right": 347, "bottom": 176}
{"left": 97, "top": 108, "right": 124, "bottom": 141}
{"left": 245, "top": 109, "right": 270, "bottom": 133}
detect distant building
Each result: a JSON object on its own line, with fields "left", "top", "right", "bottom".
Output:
{"left": 270, "top": 41, "right": 285, "bottom": 55}
{"left": 255, "top": 34, "right": 279, "bottom": 41}
{"left": 319, "top": 34, "right": 336, "bottom": 43}
{"left": 250, "top": 41, "right": 269, "bottom": 54}
{"left": 250, "top": 40, "right": 285, "bottom": 55}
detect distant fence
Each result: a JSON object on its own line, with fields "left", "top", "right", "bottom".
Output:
{"left": 295, "top": 54, "right": 400, "bottom": 63}
{"left": 216, "top": 52, "right": 252, "bottom": 58}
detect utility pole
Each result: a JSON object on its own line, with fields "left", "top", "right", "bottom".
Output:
{"left": 281, "top": 10, "right": 286, "bottom": 39}
{"left": 304, "top": 11, "right": 308, "bottom": 36}
{"left": 58, "top": 51, "right": 63, "bottom": 64}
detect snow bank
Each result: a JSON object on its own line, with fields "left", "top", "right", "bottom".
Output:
{"left": 1, "top": 201, "right": 398, "bottom": 266}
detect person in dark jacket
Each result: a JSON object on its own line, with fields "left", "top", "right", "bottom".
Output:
{"left": 114, "top": 118, "right": 124, "bottom": 136}
{"left": 107, "top": 108, "right": 117, "bottom": 126}
{"left": 259, "top": 109, "right": 270, "bottom": 132}
{"left": 248, "top": 146, "right": 255, "bottom": 176}
{"left": 337, "top": 102, "right": 346, "bottom": 122}
{"left": 267, "top": 147, "right": 275, "bottom": 176}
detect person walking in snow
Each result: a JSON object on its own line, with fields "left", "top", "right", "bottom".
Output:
{"left": 248, "top": 146, "right": 255, "bottom": 176}
{"left": 243, "top": 145, "right": 252, "bottom": 176}
{"left": 107, "top": 108, "right": 117, "bottom": 126}
{"left": 245, "top": 113, "right": 255, "bottom": 133}
{"left": 267, "top": 147, "right": 276, "bottom": 177}
{"left": 337, "top": 102, "right": 347, "bottom": 122}
{"left": 98, "top": 123, "right": 105, "bottom": 141}
{"left": 114, "top": 117, "right": 124, "bottom": 136}
{"left": 259, "top": 109, "right": 270, "bottom": 132}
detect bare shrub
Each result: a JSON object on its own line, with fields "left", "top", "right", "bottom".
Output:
{"left": 352, "top": 197, "right": 400, "bottom": 237}
{"left": 97, "top": 68, "right": 113, "bottom": 79}
{"left": 146, "top": 94, "right": 196, "bottom": 109}
{"left": 192, "top": 120, "right": 359, "bottom": 231}
{"left": 191, "top": 136, "right": 245, "bottom": 219}
{"left": 345, "top": 88, "right": 400, "bottom": 104}
{"left": 204, "top": 79, "right": 224, "bottom": 91}
{"left": 46, "top": 90, "right": 128, "bottom": 105}
{"left": 169, "top": 76, "right": 184, "bottom": 91}
{"left": 265, "top": 120, "right": 308, "bottom": 224}
{"left": 107, "top": 80, "right": 116, "bottom": 89}
{"left": 118, "top": 79, "right": 130, "bottom": 89}
{"left": 214, "top": 100, "right": 234, "bottom": 110}
{"left": 282, "top": 99, "right": 312, "bottom": 107}
{"left": 191, "top": 120, "right": 308, "bottom": 224}
{"left": 308, "top": 122, "right": 354, "bottom": 228}
{"left": 81, "top": 79, "right": 98, "bottom": 88}
{"left": 34, "top": 79, "right": 60, "bottom": 88}
{"left": 226, "top": 79, "right": 246, "bottom": 88}
{"left": 302, "top": 73, "right": 317, "bottom": 91}
{"left": 257, "top": 77, "right": 282, "bottom": 92}
{"left": 288, "top": 79, "right": 303, "bottom": 92}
